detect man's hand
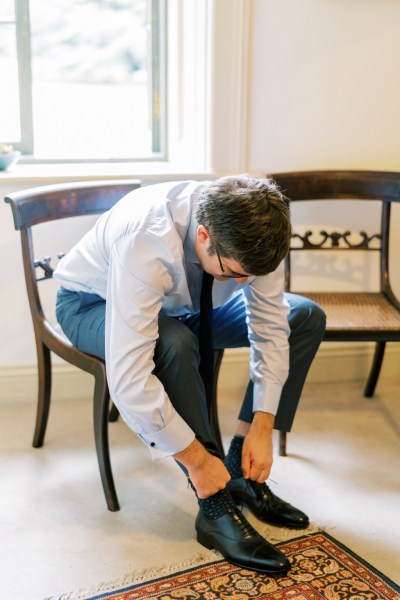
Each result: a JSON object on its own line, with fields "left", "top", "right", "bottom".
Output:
{"left": 173, "top": 438, "right": 230, "bottom": 499}
{"left": 241, "top": 411, "right": 274, "bottom": 483}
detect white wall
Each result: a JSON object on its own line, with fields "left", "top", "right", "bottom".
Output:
{"left": 249, "top": 0, "right": 400, "bottom": 172}
{"left": 1, "top": 182, "right": 37, "bottom": 367}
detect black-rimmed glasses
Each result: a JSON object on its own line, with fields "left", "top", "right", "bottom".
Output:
{"left": 216, "top": 249, "right": 249, "bottom": 279}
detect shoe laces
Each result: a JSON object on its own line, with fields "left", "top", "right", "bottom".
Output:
{"left": 247, "top": 479, "right": 286, "bottom": 510}
{"left": 247, "top": 479, "right": 271, "bottom": 498}
{"left": 224, "top": 490, "right": 258, "bottom": 538}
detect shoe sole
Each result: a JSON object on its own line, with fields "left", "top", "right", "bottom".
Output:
{"left": 196, "top": 532, "right": 290, "bottom": 576}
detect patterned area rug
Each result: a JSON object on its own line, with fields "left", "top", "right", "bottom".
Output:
{"left": 84, "top": 532, "right": 399, "bottom": 600}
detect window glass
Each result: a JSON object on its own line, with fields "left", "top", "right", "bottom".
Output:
{"left": 29, "top": 0, "right": 161, "bottom": 159}
{"left": 0, "top": 1, "right": 15, "bottom": 20}
{"left": 0, "top": 24, "right": 21, "bottom": 141}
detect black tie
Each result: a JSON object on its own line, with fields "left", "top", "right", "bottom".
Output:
{"left": 199, "top": 271, "right": 214, "bottom": 410}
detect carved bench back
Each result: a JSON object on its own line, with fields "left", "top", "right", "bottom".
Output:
{"left": 270, "top": 171, "right": 400, "bottom": 295}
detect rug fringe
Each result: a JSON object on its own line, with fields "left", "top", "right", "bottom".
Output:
{"left": 259, "top": 520, "right": 320, "bottom": 543}
{"left": 43, "top": 550, "right": 220, "bottom": 600}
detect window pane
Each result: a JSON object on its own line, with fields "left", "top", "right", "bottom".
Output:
{"left": 0, "top": 1, "right": 15, "bottom": 20}
{"left": 30, "top": 0, "right": 159, "bottom": 159}
{"left": 0, "top": 24, "right": 21, "bottom": 142}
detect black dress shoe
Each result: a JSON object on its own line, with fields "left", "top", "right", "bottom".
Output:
{"left": 228, "top": 477, "right": 309, "bottom": 529}
{"left": 195, "top": 502, "right": 290, "bottom": 574}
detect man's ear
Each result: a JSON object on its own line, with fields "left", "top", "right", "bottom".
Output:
{"left": 196, "top": 225, "right": 210, "bottom": 245}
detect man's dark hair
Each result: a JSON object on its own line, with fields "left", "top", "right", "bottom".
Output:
{"left": 195, "top": 174, "right": 291, "bottom": 276}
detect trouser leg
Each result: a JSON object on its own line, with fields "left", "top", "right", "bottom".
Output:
{"left": 238, "top": 293, "right": 326, "bottom": 431}
{"left": 56, "top": 288, "right": 107, "bottom": 359}
{"left": 182, "top": 291, "right": 325, "bottom": 432}
{"left": 154, "top": 313, "right": 220, "bottom": 456}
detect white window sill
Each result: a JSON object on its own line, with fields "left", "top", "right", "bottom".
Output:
{"left": 0, "top": 161, "right": 215, "bottom": 185}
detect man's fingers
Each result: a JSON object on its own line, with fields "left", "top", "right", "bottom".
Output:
{"left": 248, "top": 459, "right": 262, "bottom": 481}
{"left": 241, "top": 435, "right": 273, "bottom": 481}
{"left": 256, "top": 470, "right": 268, "bottom": 483}
{"left": 241, "top": 451, "right": 250, "bottom": 479}
{"left": 248, "top": 461, "right": 271, "bottom": 483}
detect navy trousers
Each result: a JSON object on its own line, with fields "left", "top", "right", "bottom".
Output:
{"left": 56, "top": 288, "right": 326, "bottom": 451}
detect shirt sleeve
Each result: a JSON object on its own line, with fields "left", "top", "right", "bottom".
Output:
{"left": 243, "top": 262, "right": 290, "bottom": 416}
{"left": 105, "top": 232, "right": 195, "bottom": 460}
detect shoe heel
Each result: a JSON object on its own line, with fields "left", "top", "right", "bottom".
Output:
{"left": 196, "top": 531, "right": 214, "bottom": 550}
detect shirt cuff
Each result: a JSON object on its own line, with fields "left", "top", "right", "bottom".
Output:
{"left": 252, "top": 380, "right": 283, "bottom": 416}
{"left": 137, "top": 411, "right": 196, "bottom": 460}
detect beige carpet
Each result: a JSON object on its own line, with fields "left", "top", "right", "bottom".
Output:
{"left": 0, "top": 378, "right": 399, "bottom": 599}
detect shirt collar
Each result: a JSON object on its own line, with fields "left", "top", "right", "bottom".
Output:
{"left": 183, "top": 211, "right": 200, "bottom": 265}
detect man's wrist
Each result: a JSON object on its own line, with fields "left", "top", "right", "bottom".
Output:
{"left": 172, "top": 437, "right": 207, "bottom": 470}
{"left": 252, "top": 410, "right": 275, "bottom": 432}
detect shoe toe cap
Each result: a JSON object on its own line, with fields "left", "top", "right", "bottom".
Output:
{"left": 251, "top": 544, "right": 290, "bottom": 573}
{"left": 282, "top": 507, "right": 309, "bottom": 528}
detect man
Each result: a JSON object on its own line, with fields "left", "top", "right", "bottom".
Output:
{"left": 54, "top": 175, "right": 326, "bottom": 574}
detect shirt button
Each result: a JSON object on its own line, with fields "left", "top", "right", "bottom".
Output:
{"left": 150, "top": 442, "right": 156, "bottom": 447}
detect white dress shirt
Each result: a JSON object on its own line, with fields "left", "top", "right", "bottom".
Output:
{"left": 54, "top": 181, "right": 290, "bottom": 459}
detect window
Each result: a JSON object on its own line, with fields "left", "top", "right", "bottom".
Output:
{"left": 0, "top": 1, "right": 251, "bottom": 173}
{"left": 0, "top": 0, "right": 166, "bottom": 161}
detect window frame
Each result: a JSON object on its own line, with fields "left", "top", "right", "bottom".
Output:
{"left": 11, "top": 0, "right": 167, "bottom": 163}
{"left": 166, "top": 0, "right": 251, "bottom": 174}
{"left": 9, "top": 0, "right": 34, "bottom": 155}
{"left": 6, "top": 0, "right": 252, "bottom": 174}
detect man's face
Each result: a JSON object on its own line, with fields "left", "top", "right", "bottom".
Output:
{"left": 195, "top": 226, "right": 251, "bottom": 283}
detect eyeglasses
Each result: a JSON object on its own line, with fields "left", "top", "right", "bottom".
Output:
{"left": 216, "top": 249, "right": 249, "bottom": 279}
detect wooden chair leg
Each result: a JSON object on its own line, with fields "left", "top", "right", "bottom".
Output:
{"left": 93, "top": 366, "right": 120, "bottom": 511}
{"left": 279, "top": 431, "right": 287, "bottom": 456}
{"left": 33, "top": 342, "right": 52, "bottom": 448}
{"left": 364, "top": 341, "right": 386, "bottom": 397}
{"left": 109, "top": 402, "right": 119, "bottom": 422}
{"left": 210, "top": 349, "right": 225, "bottom": 458}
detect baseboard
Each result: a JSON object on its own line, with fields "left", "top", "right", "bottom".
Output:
{"left": 219, "top": 343, "right": 400, "bottom": 392}
{"left": 0, "top": 343, "right": 399, "bottom": 404}
{"left": 306, "top": 342, "right": 400, "bottom": 383}
{"left": 0, "top": 363, "right": 94, "bottom": 404}
{"left": 218, "top": 342, "right": 400, "bottom": 396}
